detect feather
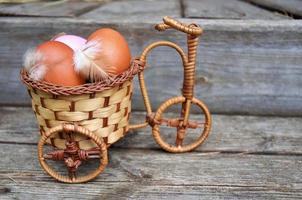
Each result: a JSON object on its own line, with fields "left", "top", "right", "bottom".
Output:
{"left": 23, "top": 49, "right": 47, "bottom": 81}
{"left": 73, "top": 40, "right": 111, "bottom": 82}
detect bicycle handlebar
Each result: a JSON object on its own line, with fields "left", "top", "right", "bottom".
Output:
{"left": 155, "top": 16, "right": 203, "bottom": 36}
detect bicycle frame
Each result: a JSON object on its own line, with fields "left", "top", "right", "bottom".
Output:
{"left": 129, "top": 16, "right": 211, "bottom": 153}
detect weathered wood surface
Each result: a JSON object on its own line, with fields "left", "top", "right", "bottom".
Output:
{"left": 0, "top": 0, "right": 38, "bottom": 3}
{"left": 1, "top": 107, "right": 302, "bottom": 155}
{"left": 0, "top": 141, "right": 302, "bottom": 199}
{"left": 80, "top": 0, "right": 181, "bottom": 22}
{"left": 0, "top": 0, "right": 292, "bottom": 20}
{"left": 247, "top": 0, "right": 302, "bottom": 18}
{"left": 0, "top": 18, "right": 302, "bottom": 116}
{"left": 0, "top": 106, "right": 301, "bottom": 199}
{"left": 0, "top": 1, "right": 101, "bottom": 17}
{"left": 183, "top": 0, "right": 289, "bottom": 19}
{"left": 0, "top": 144, "right": 301, "bottom": 199}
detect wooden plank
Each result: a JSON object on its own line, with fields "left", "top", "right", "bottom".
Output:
{"left": 247, "top": 0, "right": 302, "bottom": 18}
{"left": 1, "top": 107, "right": 302, "bottom": 155}
{"left": 0, "top": 1, "right": 101, "bottom": 17}
{"left": 0, "top": 144, "right": 301, "bottom": 199}
{"left": 0, "top": 4, "right": 19, "bottom": 9}
{"left": 0, "top": 0, "right": 38, "bottom": 3}
{"left": 80, "top": 0, "right": 181, "bottom": 22}
{"left": 183, "top": 0, "right": 289, "bottom": 19}
{"left": 1, "top": 18, "right": 302, "bottom": 116}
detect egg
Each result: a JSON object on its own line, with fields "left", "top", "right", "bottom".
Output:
{"left": 73, "top": 28, "right": 131, "bottom": 82}
{"left": 54, "top": 34, "right": 87, "bottom": 51}
{"left": 23, "top": 41, "right": 85, "bottom": 86}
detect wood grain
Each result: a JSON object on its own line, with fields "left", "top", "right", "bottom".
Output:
{"left": 1, "top": 18, "right": 302, "bottom": 116}
{"left": 247, "top": 0, "right": 302, "bottom": 18}
{"left": 0, "top": 144, "right": 301, "bottom": 199}
{"left": 80, "top": 0, "right": 181, "bottom": 22}
{"left": 183, "top": 0, "right": 289, "bottom": 19}
{"left": 1, "top": 107, "right": 302, "bottom": 155}
{"left": 0, "top": 0, "right": 38, "bottom": 3}
{"left": 0, "top": 5, "right": 301, "bottom": 198}
{"left": 0, "top": 1, "right": 101, "bottom": 17}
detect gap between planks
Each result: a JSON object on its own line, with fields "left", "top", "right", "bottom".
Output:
{"left": 0, "top": 140, "right": 301, "bottom": 157}
{"left": 1, "top": 107, "right": 302, "bottom": 156}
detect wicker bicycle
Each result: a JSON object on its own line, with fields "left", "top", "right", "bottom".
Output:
{"left": 21, "top": 16, "right": 212, "bottom": 183}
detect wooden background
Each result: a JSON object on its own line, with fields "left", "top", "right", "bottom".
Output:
{"left": 0, "top": 0, "right": 301, "bottom": 116}
{"left": 0, "top": 0, "right": 302, "bottom": 199}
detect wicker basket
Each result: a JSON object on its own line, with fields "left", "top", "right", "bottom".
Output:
{"left": 30, "top": 80, "right": 132, "bottom": 149}
{"left": 21, "top": 59, "right": 143, "bottom": 149}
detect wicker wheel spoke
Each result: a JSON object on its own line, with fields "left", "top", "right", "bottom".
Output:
{"left": 175, "top": 120, "right": 206, "bottom": 146}
{"left": 88, "top": 155, "right": 101, "bottom": 159}
{"left": 38, "top": 124, "right": 108, "bottom": 183}
{"left": 64, "top": 157, "right": 82, "bottom": 181}
{"left": 159, "top": 117, "right": 205, "bottom": 129}
{"left": 66, "top": 132, "right": 75, "bottom": 143}
{"left": 43, "top": 149, "right": 65, "bottom": 161}
{"left": 160, "top": 117, "right": 182, "bottom": 127}
{"left": 175, "top": 127, "right": 187, "bottom": 147}
{"left": 86, "top": 150, "right": 101, "bottom": 159}
{"left": 187, "top": 120, "right": 205, "bottom": 129}
{"left": 152, "top": 96, "right": 212, "bottom": 153}
{"left": 68, "top": 170, "right": 77, "bottom": 182}
{"left": 77, "top": 149, "right": 100, "bottom": 160}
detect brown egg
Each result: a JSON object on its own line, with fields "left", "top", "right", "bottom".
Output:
{"left": 88, "top": 28, "right": 131, "bottom": 75}
{"left": 74, "top": 28, "right": 131, "bottom": 82}
{"left": 36, "top": 41, "right": 85, "bottom": 86}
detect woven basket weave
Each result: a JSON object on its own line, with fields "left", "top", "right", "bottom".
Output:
{"left": 21, "top": 60, "right": 143, "bottom": 150}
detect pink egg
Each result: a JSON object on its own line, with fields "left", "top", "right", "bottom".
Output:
{"left": 54, "top": 35, "right": 86, "bottom": 51}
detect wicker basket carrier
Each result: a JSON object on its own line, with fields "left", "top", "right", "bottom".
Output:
{"left": 21, "top": 59, "right": 143, "bottom": 183}
{"left": 30, "top": 80, "right": 132, "bottom": 148}
{"left": 20, "top": 16, "right": 212, "bottom": 184}
{"left": 21, "top": 60, "right": 143, "bottom": 148}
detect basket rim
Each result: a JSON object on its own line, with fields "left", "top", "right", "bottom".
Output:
{"left": 20, "top": 58, "right": 145, "bottom": 96}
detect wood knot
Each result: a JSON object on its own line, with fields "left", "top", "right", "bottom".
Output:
{"left": 0, "top": 187, "right": 11, "bottom": 194}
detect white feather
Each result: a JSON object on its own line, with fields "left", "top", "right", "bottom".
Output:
{"left": 73, "top": 40, "right": 111, "bottom": 82}
{"left": 23, "top": 49, "right": 47, "bottom": 81}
